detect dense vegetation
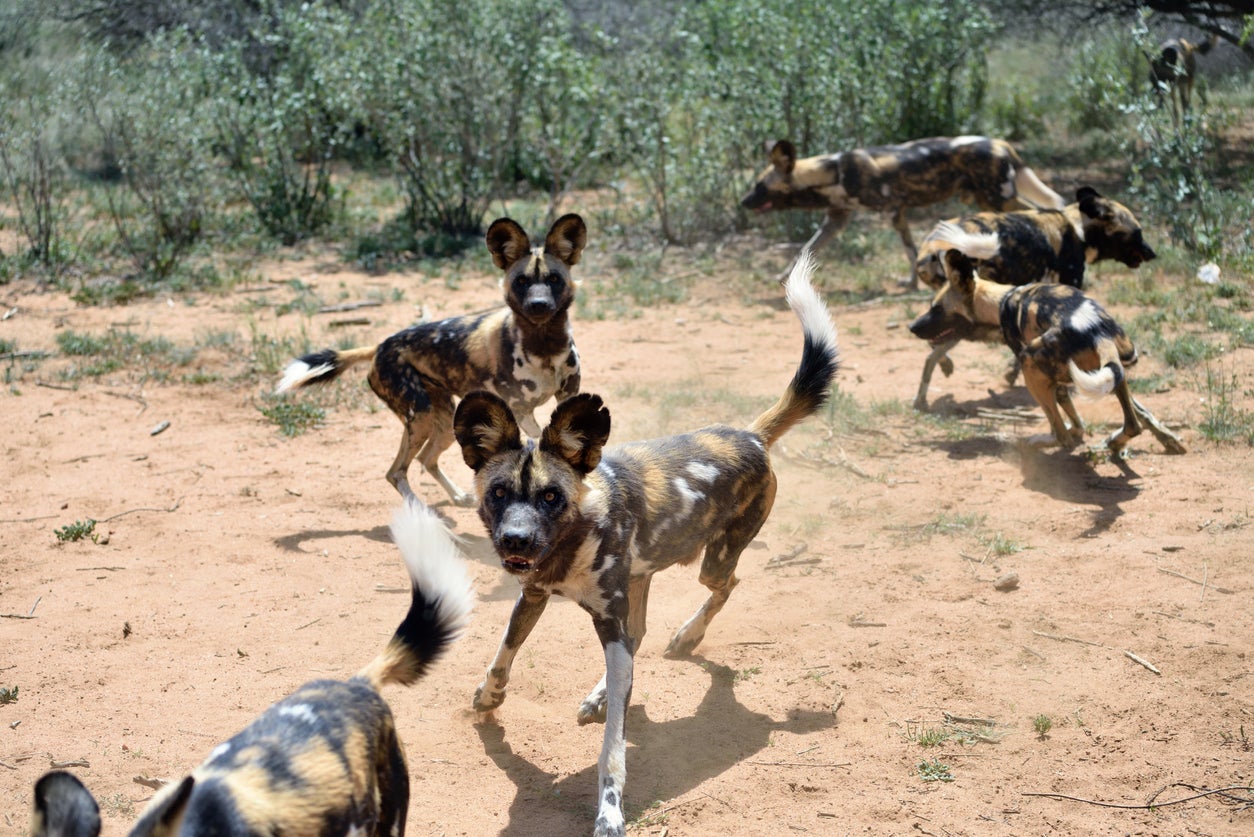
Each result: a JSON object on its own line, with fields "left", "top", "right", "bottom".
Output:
{"left": 0, "top": 0, "right": 1251, "bottom": 296}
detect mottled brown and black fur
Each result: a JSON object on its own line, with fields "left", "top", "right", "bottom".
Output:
{"left": 277, "top": 215, "right": 586, "bottom": 506}
{"left": 911, "top": 187, "right": 1157, "bottom": 410}
{"left": 741, "top": 136, "right": 1064, "bottom": 285}
{"left": 31, "top": 504, "right": 472, "bottom": 837}
{"left": 909, "top": 251, "right": 1185, "bottom": 455}
{"left": 451, "top": 253, "right": 839, "bottom": 837}
{"left": 1149, "top": 35, "right": 1217, "bottom": 122}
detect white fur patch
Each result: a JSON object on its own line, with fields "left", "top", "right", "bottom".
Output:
{"left": 208, "top": 742, "right": 231, "bottom": 761}
{"left": 685, "top": 461, "right": 719, "bottom": 483}
{"left": 950, "top": 135, "right": 984, "bottom": 147}
{"left": 933, "top": 221, "right": 999, "bottom": 261}
{"left": 1069, "top": 300, "right": 1103, "bottom": 333}
{"left": 1001, "top": 177, "right": 1015, "bottom": 200}
{"left": 277, "top": 703, "right": 319, "bottom": 725}
{"left": 389, "top": 503, "right": 474, "bottom": 634}
{"left": 1069, "top": 360, "right": 1117, "bottom": 399}
{"left": 673, "top": 477, "right": 703, "bottom": 513}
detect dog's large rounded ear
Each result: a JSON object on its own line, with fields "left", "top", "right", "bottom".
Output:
{"left": 943, "top": 249, "right": 977, "bottom": 291}
{"left": 544, "top": 214, "right": 587, "bottom": 267}
{"left": 1075, "top": 187, "right": 1111, "bottom": 221}
{"left": 541, "top": 393, "right": 611, "bottom": 475}
{"left": 455, "top": 391, "right": 523, "bottom": 472}
{"left": 767, "top": 139, "right": 796, "bottom": 174}
{"left": 485, "top": 218, "right": 532, "bottom": 270}
{"left": 129, "top": 776, "right": 194, "bottom": 837}
{"left": 32, "top": 771, "right": 101, "bottom": 837}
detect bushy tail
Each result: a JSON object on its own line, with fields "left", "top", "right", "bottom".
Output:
{"left": 931, "top": 221, "right": 1001, "bottom": 261}
{"left": 1069, "top": 360, "right": 1123, "bottom": 400}
{"left": 750, "top": 250, "right": 840, "bottom": 446}
{"left": 275, "top": 346, "right": 376, "bottom": 393}
{"left": 358, "top": 503, "right": 474, "bottom": 690}
{"left": 1014, "top": 165, "right": 1066, "bottom": 210}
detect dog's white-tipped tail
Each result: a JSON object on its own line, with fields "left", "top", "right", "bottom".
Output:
{"left": 750, "top": 249, "right": 840, "bottom": 446}
{"left": 275, "top": 359, "right": 323, "bottom": 394}
{"left": 1069, "top": 360, "right": 1121, "bottom": 400}
{"left": 932, "top": 221, "right": 1001, "bottom": 261}
{"left": 359, "top": 502, "right": 474, "bottom": 689}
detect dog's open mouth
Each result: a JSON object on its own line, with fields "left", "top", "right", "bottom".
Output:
{"left": 928, "top": 328, "right": 955, "bottom": 346}
{"left": 500, "top": 555, "right": 535, "bottom": 574}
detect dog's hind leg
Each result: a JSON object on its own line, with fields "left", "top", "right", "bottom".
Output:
{"left": 890, "top": 207, "right": 921, "bottom": 289}
{"left": 914, "top": 337, "right": 960, "bottom": 411}
{"left": 775, "top": 207, "right": 850, "bottom": 283}
{"left": 1131, "top": 397, "right": 1186, "bottom": 454}
{"left": 665, "top": 488, "right": 773, "bottom": 658}
{"left": 1104, "top": 379, "right": 1144, "bottom": 454}
{"left": 474, "top": 586, "right": 550, "bottom": 714}
{"left": 385, "top": 419, "right": 429, "bottom": 504}
{"left": 1055, "top": 386, "right": 1087, "bottom": 439}
{"left": 1022, "top": 361, "right": 1080, "bottom": 447}
{"left": 417, "top": 404, "right": 475, "bottom": 506}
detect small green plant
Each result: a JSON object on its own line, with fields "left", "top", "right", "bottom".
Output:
{"left": 1198, "top": 364, "right": 1254, "bottom": 445}
{"left": 1033, "top": 714, "right": 1053, "bottom": 739}
{"left": 734, "top": 666, "right": 761, "bottom": 682}
{"left": 0, "top": 685, "right": 18, "bottom": 705}
{"left": 917, "top": 757, "right": 954, "bottom": 782}
{"left": 1219, "top": 725, "right": 1250, "bottom": 751}
{"left": 260, "top": 400, "right": 326, "bottom": 437}
{"left": 55, "top": 519, "right": 98, "bottom": 543}
{"left": 979, "top": 531, "right": 1025, "bottom": 557}
{"left": 914, "top": 727, "right": 950, "bottom": 748}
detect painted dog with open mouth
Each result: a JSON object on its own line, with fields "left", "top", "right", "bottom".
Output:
{"left": 909, "top": 250, "right": 1185, "bottom": 455}
{"left": 31, "top": 502, "right": 472, "bottom": 837}
{"left": 911, "top": 187, "right": 1157, "bottom": 410}
{"left": 451, "top": 252, "right": 839, "bottom": 837}
{"left": 741, "top": 135, "right": 1064, "bottom": 286}
{"left": 277, "top": 214, "right": 586, "bottom": 506}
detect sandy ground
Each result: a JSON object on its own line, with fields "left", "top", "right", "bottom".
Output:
{"left": 1, "top": 236, "right": 1251, "bottom": 836}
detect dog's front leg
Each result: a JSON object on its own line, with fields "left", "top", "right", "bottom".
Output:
{"left": 775, "top": 207, "right": 849, "bottom": 283}
{"left": 515, "top": 411, "right": 543, "bottom": 439}
{"left": 914, "top": 338, "right": 960, "bottom": 411}
{"left": 891, "top": 208, "right": 921, "bottom": 288}
{"left": 474, "top": 586, "right": 549, "bottom": 714}
{"left": 589, "top": 621, "right": 633, "bottom": 837}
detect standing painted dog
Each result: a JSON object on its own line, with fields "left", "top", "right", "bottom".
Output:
{"left": 911, "top": 186, "right": 1157, "bottom": 410}
{"left": 452, "top": 252, "right": 839, "bottom": 837}
{"left": 277, "top": 214, "right": 586, "bottom": 506}
{"left": 741, "top": 136, "right": 1064, "bottom": 286}
{"left": 31, "top": 502, "right": 473, "bottom": 837}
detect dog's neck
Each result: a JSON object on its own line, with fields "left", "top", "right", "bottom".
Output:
{"left": 971, "top": 276, "right": 1013, "bottom": 326}
{"left": 514, "top": 309, "right": 573, "bottom": 357}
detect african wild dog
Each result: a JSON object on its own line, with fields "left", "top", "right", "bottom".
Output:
{"left": 741, "top": 136, "right": 1064, "bottom": 286}
{"left": 1149, "top": 34, "right": 1217, "bottom": 122}
{"left": 277, "top": 214, "right": 586, "bottom": 506}
{"left": 911, "top": 186, "right": 1158, "bottom": 410}
{"left": 31, "top": 502, "right": 472, "bottom": 837}
{"left": 909, "top": 250, "right": 1185, "bottom": 455}
{"left": 451, "top": 251, "right": 839, "bottom": 837}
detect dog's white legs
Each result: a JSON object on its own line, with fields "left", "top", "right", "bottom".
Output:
{"left": 473, "top": 587, "right": 549, "bottom": 713}
{"left": 592, "top": 640, "right": 632, "bottom": 837}
{"left": 578, "top": 673, "right": 608, "bottom": 725}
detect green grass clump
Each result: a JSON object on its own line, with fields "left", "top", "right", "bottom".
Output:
{"left": 260, "top": 401, "right": 326, "bottom": 437}
{"left": 55, "top": 519, "right": 98, "bottom": 543}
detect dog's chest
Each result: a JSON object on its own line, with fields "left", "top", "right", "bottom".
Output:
{"left": 490, "top": 328, "right": 578, "bottom": 410}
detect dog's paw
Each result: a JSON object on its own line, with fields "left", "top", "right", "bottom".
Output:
{"left": 577, "top": 692, "right": 608, "bottom": 726}
{"left": 663, "top": 631, "right": 702, "bottom": 659}
{"left": 593, "top": 817, "right": 626, "bottom": 837}
{"left": 939, "top": 356, "right": 955, "bottom": 377}
{"left": 1025, "top": 432, "right": 1061, "bottom": 449}
{"left": 473, "top": 682, "right": 506, "bottom": 713}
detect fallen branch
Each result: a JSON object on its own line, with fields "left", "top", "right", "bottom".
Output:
{"left": 1123, "top": 650, "right": 1161, "bottom": 675}
{"left": 318, "top": 301, "right": 382, "bottom": 314}
{"left": 98, "top": 498, "right": 182, "bottom": 524}
{"left": 1157, "top": 567, "right": 1233, "bottom": 595}
{"left": 1023, "top": 783, "right": 1254, "bottom": 810}
{"left": 1031, "top": 630, "right": 1108, "bottom": 649}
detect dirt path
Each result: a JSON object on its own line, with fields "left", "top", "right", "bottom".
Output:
{"left": 1, "top": 245, "right": 1250, "bottom": 835}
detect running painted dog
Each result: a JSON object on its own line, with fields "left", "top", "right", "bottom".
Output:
{"left": 911, "top": 187, "right": 1157, "bottom": 410}
{"left": 909, "top": 250, "right": 1185, "bottom": 455}
{"left": 452, "top": 252, "right": 839, "bottom": 837}
{"left": 277, "top": 215, "right": 586, "bottom": 506}
{"left": 741, "top": 135, "right": 1064, "bottom": 286}
{"left": 31, "top": 503, "right": 473, "bottom": 837}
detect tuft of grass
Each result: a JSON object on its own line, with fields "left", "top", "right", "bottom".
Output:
{"left": 54, "top": 519, "right": 98, "bottom": 543}
{"left": 1033, "top": 714, "right": 1053, "bottom": 739}
{"left": 0, "top": 685, "right": 17, "bottom": 705}
{"left": 917, "top": 757, "right": 954, "bottom": 782}
{"left": 1198, "top": 363, "right": 1254, "bottom": 445}
{"left": 913, "top": 727, "right": 950, "bottom": 748}
{"left": 978, "top": 530, "right": 1025, "bottom": 557}
{"left": 260, "top": 400, "right": 326, "bottom": 437}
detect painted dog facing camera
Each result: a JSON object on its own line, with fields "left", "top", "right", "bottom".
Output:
{"left": 31, "top": 503, "right": 472, "bottom": 837}
{"left": 452, "top": 252, "right": 839, "bottom": 837}
{"left": 278, "top": 215, "right": 586, "bottom": 506}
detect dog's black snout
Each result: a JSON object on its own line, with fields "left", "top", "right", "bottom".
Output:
{"left": 499, "top": 529, "right": 534, "bottom": 554}
{"left": 1140, "top": 241, "right": 1157, "bottom": 262}
{"left": 523, "top": 285, "right": 556, "bottom": 317}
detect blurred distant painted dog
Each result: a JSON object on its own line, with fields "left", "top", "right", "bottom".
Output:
{"left": 452, "top": 252, "right": 839, "bottom": 837}
{"left": 31, "top": 503, "right": 472, "bottom": 837}
{"left": 911, "top": 187, "right": 1157, "bottom": 409}
{"left": 741, "top": 136, "right": 1064, "bottom": 286}
{"left": 909, "top": 250, "right": 1185, "bottom": 455}
{"left": 277, "top": 214, "right": 586, "bottom": 506}
{"left": 1149, "top": 34, "right": 1217, "bottom": 122}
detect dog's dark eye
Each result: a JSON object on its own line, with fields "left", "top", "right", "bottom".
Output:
{"left": 493, "top": 486, "right": 507, "bottom": 499}
{"left": 540, "top": 488, "right": 561, "bottom": 505}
